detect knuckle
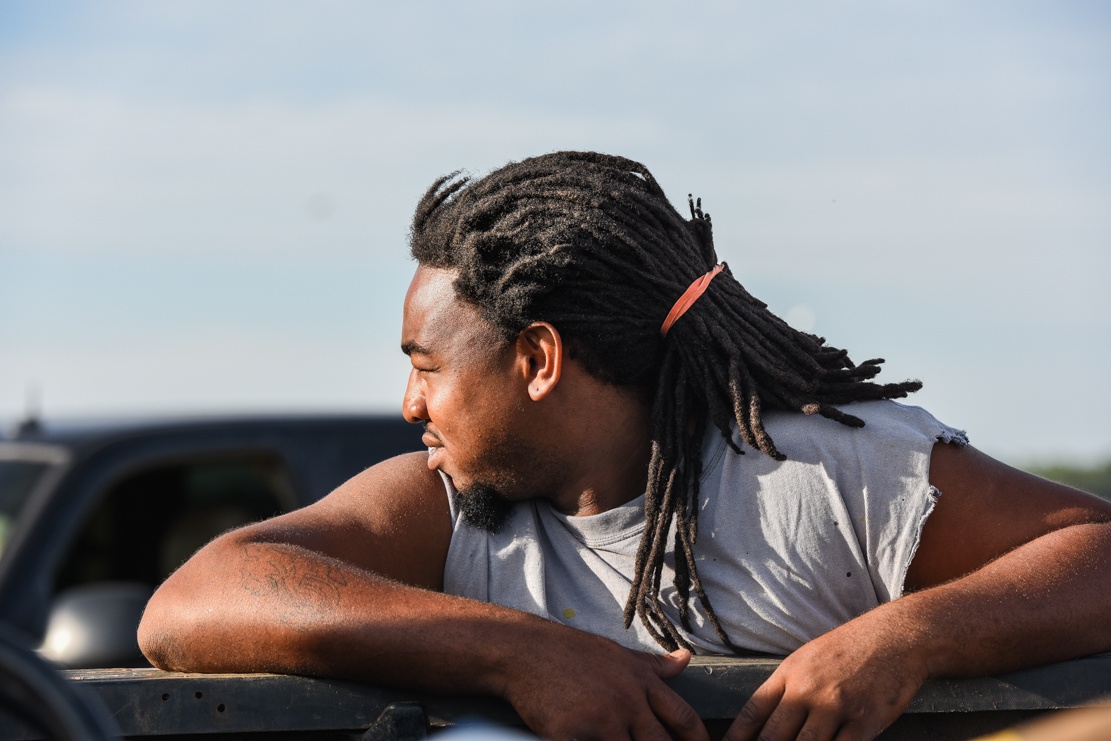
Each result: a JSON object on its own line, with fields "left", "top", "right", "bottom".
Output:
{"left": 736, "top": 700, "right": 763, "bottom": 725}
{"left": 795, "top": 726, "right": 825, "bottom": 741}
{"left": 642, "top": 651, "right": 665, "bottom": 673}
{"left": 671, "top": 699, "right": 701, "bottom": 730}
{"left": 648, "top": 685, "right": 703, "bottom": 736}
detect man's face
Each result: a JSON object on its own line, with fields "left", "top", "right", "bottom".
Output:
{"left": 400, "top": 266, "right": 546, "bottom": 528}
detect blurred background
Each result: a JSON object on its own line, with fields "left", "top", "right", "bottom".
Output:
{"left": 1, "top": 1, "right": 1108, "bottom": 474}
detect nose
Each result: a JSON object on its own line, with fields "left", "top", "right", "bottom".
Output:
{"left": 402, "top": 369, "right": 428, "bottom": 424}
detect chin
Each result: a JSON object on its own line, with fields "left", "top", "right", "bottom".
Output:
{"left": 457, "top": 481, "right": 515, "bottom": 533}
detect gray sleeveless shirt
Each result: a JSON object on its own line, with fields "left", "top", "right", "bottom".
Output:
{"left": 442, "top": 400, "right": 967, "bottom": 655}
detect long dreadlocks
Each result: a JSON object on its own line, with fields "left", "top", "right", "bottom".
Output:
{"left": 409, "top": 151, "right": 922, "bottom": 653}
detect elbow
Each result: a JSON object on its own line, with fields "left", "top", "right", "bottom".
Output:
{"left": 137, "top": 588, "right": 187, "bottom": 671}
{"left": 137, "top": 622, "right": 172, "bottom": 671}
{"left": 138, "top": 577, "right": 229, "bottom": 672}
{"left": 137, "top": 534, "right": 238, "bottom": 672}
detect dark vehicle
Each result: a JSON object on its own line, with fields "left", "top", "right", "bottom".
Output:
{"left": 0, "top": 414, "right": 423, "bottom": 670}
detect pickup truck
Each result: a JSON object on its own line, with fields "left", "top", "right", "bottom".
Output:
{"left": 0, "top": 414, "right": 424, "bottom": 668}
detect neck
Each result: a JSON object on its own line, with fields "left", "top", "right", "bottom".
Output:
{"left": 544, "top": 373, "right": 654, "bottom": 517}
{"left": 564, "top": 431, "right": 652, "bottom": 517}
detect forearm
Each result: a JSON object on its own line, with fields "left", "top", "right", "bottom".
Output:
{"left": 140, "top": 533, "right": 572, "bottom": 697}
{"left": 141, "top": 531, "right": 709, "bottom": 741}
{"left": 887, "top": 521, "right": 1111, "bottom": 677}
{"left": 724, "top": 522, "right": 1111, "bottom": 741}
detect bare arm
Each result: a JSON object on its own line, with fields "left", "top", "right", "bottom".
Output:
{"left": 139, "top": 452, "right": 455, "bottom": 677}
{"left": 726, "top": 443, "right": 1111, "bottom": 741}
{"left": 139, "top": 452, "right": 707, "bottom": 741}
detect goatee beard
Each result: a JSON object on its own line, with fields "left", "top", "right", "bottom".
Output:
{"left": 457, "top": 482, "right": 514, "bottom": 533}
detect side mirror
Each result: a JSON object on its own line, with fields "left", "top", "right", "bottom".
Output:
{"left": 38, "top": 582, "right": 153, "bottom": 669}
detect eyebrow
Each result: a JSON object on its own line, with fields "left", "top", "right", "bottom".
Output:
{"left": 401, "top": 340, "right": 432, "bottom": 356}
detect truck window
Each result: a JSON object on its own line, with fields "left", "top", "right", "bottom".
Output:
{"left": 55, "top": 454, "right": 295, "bottom": 591}
{"left": 0, "top": 461, "right": 51, "bottom": 557}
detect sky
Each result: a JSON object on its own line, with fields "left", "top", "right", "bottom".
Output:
{"left": 1, "top": 1, "right": 1108, "bottom": 466}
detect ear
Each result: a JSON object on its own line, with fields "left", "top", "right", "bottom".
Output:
{"left": 515, "top": 322, "right": 563, "bottom": 401}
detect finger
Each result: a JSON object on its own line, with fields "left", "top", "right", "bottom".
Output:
{"left": 749, "top": 699, "right": 808, "bottom": 741}
{"left": 722, "top": 677, "right": 785, "bottom": 741}
{"left": 792, "top": 710, "right": 844, "bottom": 741}
{"left": 640, "top": 648, "right": 692, "bottom": 679}
{"left": 629, "top": 713, "right": 678, "bottom": 741}
{"left": 647, "top": 683, "right": 709, "bottom": 741}
{"left": 832, "top": 717, "right": 887, "bottom": 741}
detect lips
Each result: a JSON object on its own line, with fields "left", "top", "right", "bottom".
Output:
{"left": 426, "top": 447, "right": 445, "bottom": 471}
{"left": 422, "top": 427, "right": 445, "bottom": 471}
{"left": 421, "top": 428, "right": 442, "bottom": 449}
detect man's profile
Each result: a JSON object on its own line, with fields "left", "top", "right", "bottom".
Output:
{"left": 139, "top": 151, "right": 1111, "bottom": 741}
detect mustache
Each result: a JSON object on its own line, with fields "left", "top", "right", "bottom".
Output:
{"left": 422, "top": 422, "right": 441, "bottom": 442}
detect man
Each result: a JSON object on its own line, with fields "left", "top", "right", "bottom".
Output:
{"left": 139, "top": 151, "right": 1111, "bottom": 741}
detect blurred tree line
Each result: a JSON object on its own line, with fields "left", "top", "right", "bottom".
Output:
{"left": 1028, "top": 460, "right": 1111, "bottom": 502}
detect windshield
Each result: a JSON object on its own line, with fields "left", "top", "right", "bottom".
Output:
{"left": 0, "top": 460, "right": 52, "bottom": 556}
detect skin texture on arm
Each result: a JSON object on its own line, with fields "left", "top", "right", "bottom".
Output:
{"left": 139, "top": 452, "right": 454, "bottom": 675}
{"left": 725, "top": 443, "right": 1111, "bottom": 741}
{"left": 138, "top": 452, "right": 708, "bottom": 741}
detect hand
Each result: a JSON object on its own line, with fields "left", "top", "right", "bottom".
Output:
{"left": 503, "top": 635, "right": 709, "bottom": 741}
{"left": 724, "top": 614, "right": 929, "bottom": 741}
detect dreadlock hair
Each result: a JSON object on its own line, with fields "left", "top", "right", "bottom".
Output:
{"left": 409, "top": 151, "right": 923, "bottom": 654}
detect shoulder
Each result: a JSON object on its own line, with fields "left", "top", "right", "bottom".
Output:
{"left": 252, "top": 451, "right": 453, "bottom": 590}
{"left": 828, "top": 400, "right": 965, "bottom": 445}
{"left": 906, "top": 443, "right": 1111, "bottom": 591}
{"left": 723, "top": 401, "right": 960, "bottom": 469}
{"left": 324, "top": 451, "right": 450, "bottom": 527}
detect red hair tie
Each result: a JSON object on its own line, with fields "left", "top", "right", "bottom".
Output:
{"left": 660, "top": 263, "right": 725, "bottom": 337}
